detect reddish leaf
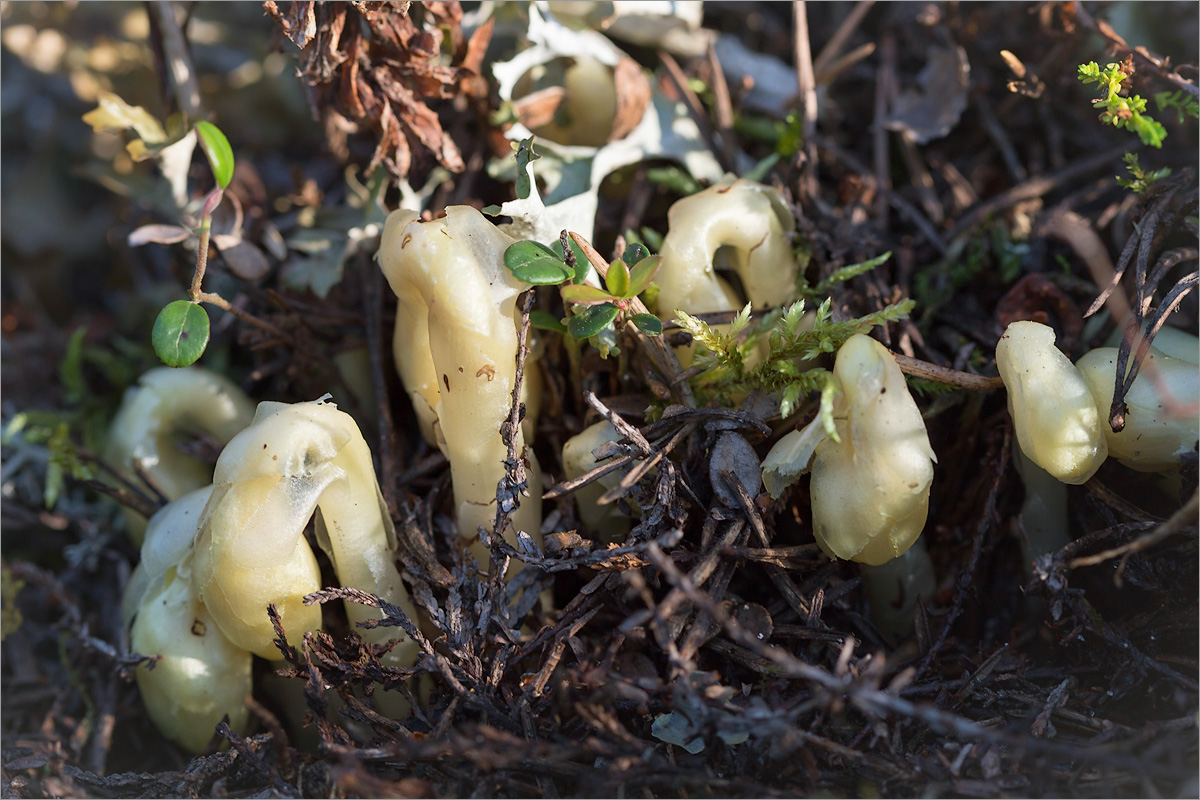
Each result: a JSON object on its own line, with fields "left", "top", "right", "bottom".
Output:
{"left": 128, "top": 224, "right": 191, "bottom": 247}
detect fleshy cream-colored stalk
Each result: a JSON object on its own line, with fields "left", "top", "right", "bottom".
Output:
{"left": 762, "top": 334, "right": 937, "bottom": 565}
{"left": 191, "top": 398, "right": 418, "bottom": 665}
{"left": 561, "top": 420, "right": 631, "bottom": 543}
{"left": 378, "top": 207, "right": 544, "bottom": 567}
{"left": 1075, "top": 346, "right": 1199, "bottom": 472}
{"left": 124, "top": 486, "right": 252, "bottom": 754}
{"left": 106, "top": 366, "right": 255, "bottom": 543}
{"left": 656, "top": 176, "right": 797, "bottom": 319}
{"left": 995, "top": 321, "right": 1107, "bottom": 484}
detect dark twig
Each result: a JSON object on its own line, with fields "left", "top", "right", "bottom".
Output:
{"left": 914, "top": 423, "right": 1010, "bottom": 681}
{"left": 811, "top": 0, "right": 874, "bottom": 78}
{"left": 1069, "top": 491, "right": 1199, "bottom": 577}
{"left": 947, "top": 144, "right": 1132, "bottom": 242}
{"left": 793, "top": 2, "right": 820, "bottom": 200}
{"left": 892, "top": 353, "right": 1004, "bottom": 391}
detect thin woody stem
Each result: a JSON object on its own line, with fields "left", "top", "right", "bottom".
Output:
{"left": 892, "top": 353, "right": 1004, "bottom": 391}
{"left": 568, "top": 231, "right": 696, "bottom": 408}
{"left": 189, "top": 220, "right": 211, "bottom": 301}
{"left": 194, "top": 291, "right": 287, "bottom": 338}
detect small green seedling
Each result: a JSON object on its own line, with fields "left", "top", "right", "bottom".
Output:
{"left": 148, "top": 121, "right": 236, "bottom": 368}
{"left": 1077, "top": 61, "right": 1198, "bottom": 197}
{"left": 1116, "top": 152, "right": 1172, "bottom": 195}
{"left": 1077, "top": 61, "right": 1168, "bottom": 148}
{"left": 83, "top": 94, "right": 261, "bottom": 369}
{"left": 503, "top": 237, "right": 663, "bottom": 357}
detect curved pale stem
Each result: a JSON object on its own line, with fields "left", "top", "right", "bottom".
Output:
{"left": 192, "top": 400, "right": 417, "bottom": 664}
{"left": 105, "top": 366, "right": 255, "bottom": 543}
{"left": 562, "top": 421, "right": 631, "bottom": 544}
{"left": 809, "top": 335, "right": 937, "bottom": 565}
{"left": 656, "top": 176, "right": 798, "bottom": 318}
{"left": 996, "top": 321, "right": 1107, "bottom": 485}
{"left": 124, "top": 486, "right": 252, "bottom": 754}
{"left": 379, "top": 207, "right": 544, "bottom": 566}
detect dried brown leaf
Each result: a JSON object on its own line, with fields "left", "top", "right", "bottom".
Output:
{"left": 266, "top": 0, "right": 476, "bottom": 178}
{"left": 610, "top": 56, "right": 651, "bottom": 142}
{"left": 513, "top": 87, "right": 567, "bottom": 131}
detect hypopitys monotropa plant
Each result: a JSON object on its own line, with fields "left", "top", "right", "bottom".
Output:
{"left": 561, "top": 420, "right": 633, "bottom": 544}
{"left": 105, "top": 366, "right": 255, "bottom": 544}
{"left": 378, "top": 206, "right": 544, "bottom": 570}
{"left": 655, "top": 176, "right": 799, "bottom": 338}
{"left": 1075, "top": 342, "right": 1198, "bottom": 472}
{"left": 123, "top": 486, "right": 252, "bottom": 754}
{"left": 762, "top": 334, "right": 937, "bottom": 565}
{"left": 125, "top": 397, "right": 421, "bottom": 752}
{"left": 190, "top": 398, "right": 419, "bottom": 666}
{"left": 995, "top": 321, "right": 1108, "bottom": 484}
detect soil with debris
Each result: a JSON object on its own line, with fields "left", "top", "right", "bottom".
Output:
{"left": 2, "top": 2, "right": 1197, "bottom": 798}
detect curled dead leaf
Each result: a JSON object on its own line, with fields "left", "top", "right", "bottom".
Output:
{"left": 995, "top": 273, "right": 1084, "bottom": 351}
{"left": 213, "top": 236, "right": 272, "bottom": 282}
{"left": 264, "top": 0, "right": 481, "bottom": 179}
{"left": 512, "top": 86, "right": 568, "bottom": 131}
{"left": 885, "top": 44, "right": 970, "bottom": 144}
{"left": 609, "top": 56, "right": 651, "bottom": 142}
{"left": 128, "top": 224, "right": 191, "bottom": 247}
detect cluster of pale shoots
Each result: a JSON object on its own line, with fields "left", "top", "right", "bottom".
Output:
{"left": 997, "top": 320, "right": 1198, "bottom": 568}
{"left": 997, "top": 320, "right": 1198, "bottom": 483}
{"left": 112, "top": 370, "right": 418, "bottom": 753}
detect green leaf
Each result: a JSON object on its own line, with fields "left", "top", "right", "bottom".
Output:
{"left": 481, "top": 204, "right": 503, "bottom": 216}
{"left": 622, "top": 242, "right": 649, "bottom": 265}
{"left": 530, "top": 310, "right": 568, "bottom": 333}
{"left": 504, "top": 240, "right": 574, "bottom": 285}
{"left": 568, "top": 303, "right": 619, "bottom": 339}
{"left": 606, "top": 259, "right": 630, "bottom": 297}
{"left": 779, "top": 381, "right": 804, "bottom": 419}
{"left": 1132, "top": 114, "right": 1167, "bottom": 148}
{"left": 515, "top": 136, "right": 540, "bottom": 200}
{"left": 631, "top": 313, "right": 662, "bottom": 335}
{"left": 195, "top": 121, "right": 235, "bottom": 189}
{"left": 639, "top": 226, "right": 664, "bottom": 252}
{"left": 728, "top": 303, "right": 753, "bottom": 337}
{"left": 561, "top": 284, "right": 618, "bottom": 306}
{"left": 745, "top": 152, "right": 781, "bottom": 183}
{"left": 626, "top": 255, "right": 661, "bottom": 298}
{"left": 551, "top": 237, "right": 591, "bottom": 284}
{"left": 59, "top": 327, "right": 88, "bottom": 405}
{"left": 646, "top": 165, "right": 702, "bottom": 196}
{"left": 45, "top": 422, "right": 95, "bottom": 509}
{"left": 152, "top": 300, "right": 210, "bottom": 367}
{"left": 812, "top": 252, "right": 891, "bottom": 295}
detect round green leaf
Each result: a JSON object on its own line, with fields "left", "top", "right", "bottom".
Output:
{"left": 561, "top": 284, "right": 618, "bottom": 306}
{"left": 631, "top": 313, "right": 663, "bottom": 336}
{"left": 551, "top": 237, "right": 590, "bottom": 284}
{"left": 504, "top": 241, "right": 574, "bottom": 285}
{"left": 626, "top": 255, "right": 662, "bottom": 298}
{"left": 152, "top": 300, "right": 210, "bottom": 367}
{"left": 568, "top": 303, "right": 620, "bottom": 339}
{"left": 622, "top": 242, "right": 650, "bottom": 265}
{"left": 530, "top": 310, "right": 568, "bottom": 333}
{"left": 195, "top": 121, "right": 235, "bottom": 189}
{"left": 606, "top": 259, "right": 630, "bottom": 298}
